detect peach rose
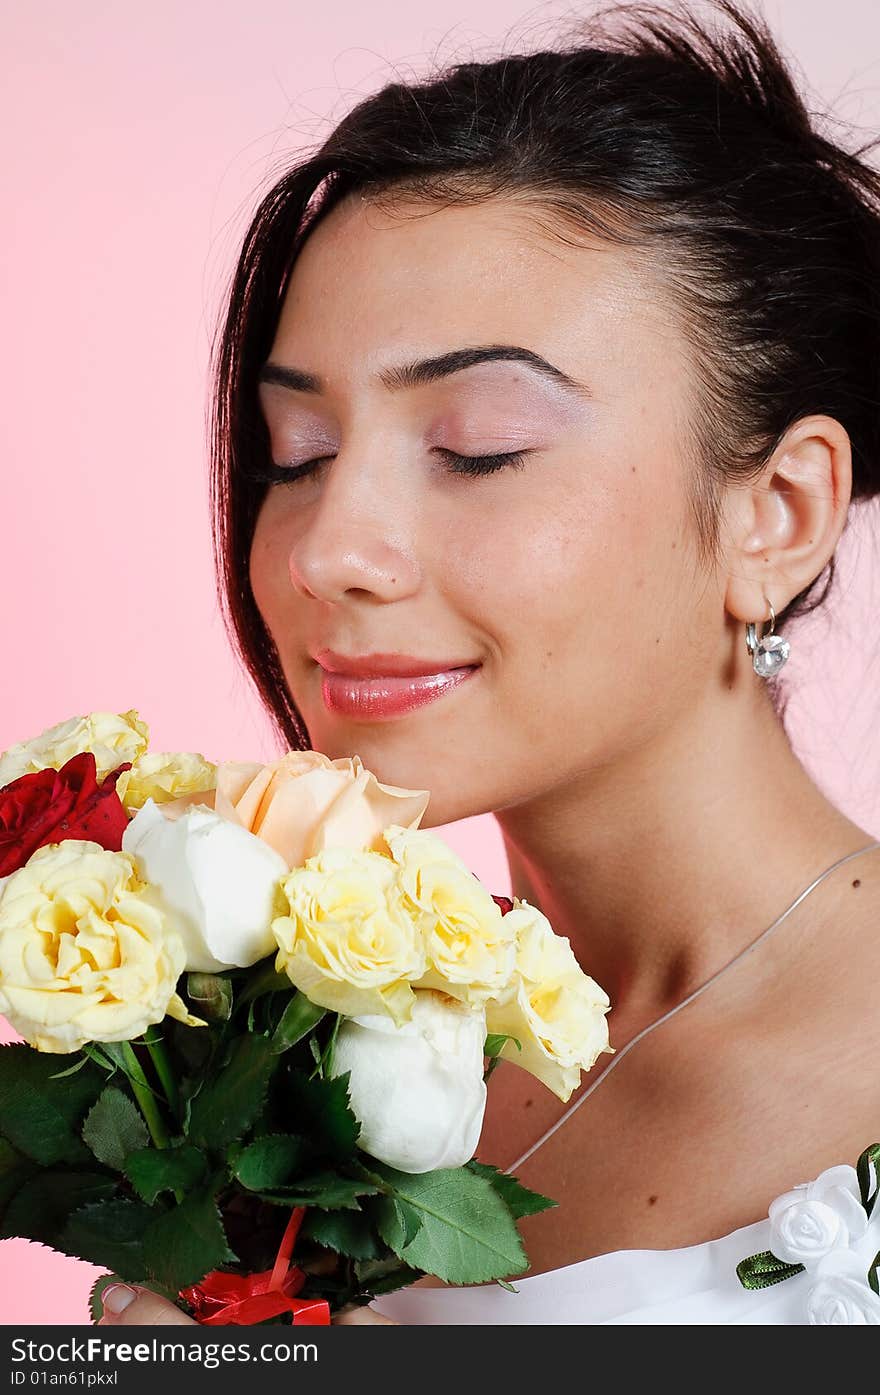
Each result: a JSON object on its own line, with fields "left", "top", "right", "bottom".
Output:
{"left": 158, "top": 750, "right": 430, "bottom": 869}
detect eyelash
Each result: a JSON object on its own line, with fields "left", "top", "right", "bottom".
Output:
{"left": 246, "top": 447, "right": 531, "bottom": 486}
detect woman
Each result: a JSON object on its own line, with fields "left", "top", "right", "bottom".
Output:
{"left": 99, "top": 0, "right": 880, "bottom": 1325}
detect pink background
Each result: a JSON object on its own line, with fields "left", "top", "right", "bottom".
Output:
{"left": 2, "top": 0, "right": 879, "bottom": 1323}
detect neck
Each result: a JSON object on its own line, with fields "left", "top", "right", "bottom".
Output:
{"left": 495, "top": 680, "right": 866, "bottom": 1041}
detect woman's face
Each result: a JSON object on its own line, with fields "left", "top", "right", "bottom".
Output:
{"left": 249, "top": 194, "right": 711, "bottom": 826}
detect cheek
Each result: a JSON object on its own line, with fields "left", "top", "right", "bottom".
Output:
{"left": 458, "top": 470, "right": 639, "bottom": 648}
{"left": 249, "top": 495, "right": 294, "bottom": 621}
{"left": 460, "top": 461, "right": 693, "bottom": 732}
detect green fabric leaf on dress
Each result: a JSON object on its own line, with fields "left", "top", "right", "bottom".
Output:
{"left": 736, "top": 1249, "right": 805, "bottom": 1290}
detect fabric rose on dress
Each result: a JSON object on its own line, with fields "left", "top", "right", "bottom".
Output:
{"left": 158, "top": 750, "right": 430, "bottom": 869}
{"left": 768, "top": 1164, "right": 869, "bottom": 1267}
{"left": 0, "top": 710, "right": 149, "bottom": 788}
{"left": 122, "top": 798, "right": 289, "bottom": 972}
{"left": 329, "top": 989, "right": 487, "bottom": 1172}
{"left": 115, "top": 751, "right": 217, "bottom": 813}
{"left": 806, "top": 1250, "right": 880, "bottom": 1325}
{"left": 272, "top": 846, "right": 426, "bottom": 1023}
{"left": 0, "top": 752, "right": 131, "bottom": 876}
{"left": 0, "top": 840, "right": 204, "bottom": 1052}
{"left": 484, "top": 898, "right": 612, "bottom": 1102}
{"left": 383, "top": 824, "right": 517, "bottom": 1007}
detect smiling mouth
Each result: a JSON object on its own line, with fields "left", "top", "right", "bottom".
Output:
{"left": 317, "top": 664, "right": 481, "bottom": 721}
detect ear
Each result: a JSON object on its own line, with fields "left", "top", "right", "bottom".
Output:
{"left": 723, "top": 414, "right": 852, "bottom": 625}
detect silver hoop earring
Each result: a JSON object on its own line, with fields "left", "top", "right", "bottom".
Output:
{"left": 745, "top": 599, "right": 790, "bottom": 678}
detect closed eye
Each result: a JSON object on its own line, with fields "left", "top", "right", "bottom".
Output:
{"left": 433, "top": 448, "right": 531, "bottom": 477}
{"left": 242, "top": 447, "right": 532, "bottom": 487}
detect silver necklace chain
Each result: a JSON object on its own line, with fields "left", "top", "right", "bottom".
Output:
{"left": 505, "top": 839, "right": 880, "bottom": 1176}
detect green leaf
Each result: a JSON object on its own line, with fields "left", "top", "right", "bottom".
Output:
{"left": 736, "top": 1250, "right": 805, "bottom": 1290}
{"left": 124, "top": 1144, "right": 208, "bottom": 1205}
{"left": 92, "top": 1043, "right": 162, "bottom": 1102}
{"left": 320, "top": 1014, "right": 342, "bottom": 1077}
{"left": 466, "top": 1160, "right": 557, "bottom": 1219}
{"left": 187, "top": 1034, "right": 276, "bottom": 1151}
{"left": 0, "top": 1045, "right": 105, "bottom": 1165}
{"left": 257, "top": 1171, "right": 379, "bottom": 1211}
{"left": 89, "top": 1041, "right": 134, "bottom": 1072}
{"left": 47, "top": 1055, "right": 94, "bottom": 1080}
{"left": 363, "top": 1162, "right": 528, "bottom": 1285}
{"left": 89, "top": 1274, "right": 183, "bottom": 1323}
{"left": 142, "top": 1191, "right": 237, "bottom": 1291}
{"left": 270, "top": 993, "right": 326, "bottom": 1053}
{"left": 236, "top": 963, "right": 291, "bottom": 1009}
{"left": 167, "top": 1015, "right": 216, "bottom": 1077}
{"left": 869, "top": 1250, "right": 880, "bottom": 1297}
{"left": 300, "top": 1207, "right": 382, "bottom": 1260}
{"left": 283, "top": 1069, "right": 360, "bottom": 1164}
{"left": 856, "top": 1143, "right": 880, "bottom": 1215}
{"left": 83, "top": 1044, "right": 120, "bottom": 1075}
{"left": 484, "top": 1033, "right": 522, "bottom": 1059}
{"left": 81, "top": 1087, "right": 150, "bottom": 1171}
{"left": 232, "top": 1134, "right": 306, "bottom": 1190}
{"left": 353, "top": 1254, "right": 423, "bottom": 1296}
{"left": 89, "top": 1273, "right": 124, "bottom": 1324}
{"left": 373, "top": 1196, "right": 423, "bottom": 1251}
{"left": 0, "top": 1171, "right": 116, "bottom": 1244}
{"left": 60, "top": 1198, "right": 154, "bottom": 1281}
{"left": 0, "top": 1138, "right": 34, "bottom": 1218}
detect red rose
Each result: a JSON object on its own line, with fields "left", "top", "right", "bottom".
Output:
{"left": 0, "top": 752, "right": 132, "bottom": 877}
{"left": 492, "top": 893, "right": 514, "bottom": 915}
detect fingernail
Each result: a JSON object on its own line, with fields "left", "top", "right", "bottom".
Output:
{"left": 102, "top": 1284, "right": 137, "bottom": 1315}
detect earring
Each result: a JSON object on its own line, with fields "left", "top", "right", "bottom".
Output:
{"left": 745, "top": 599, "right": 790, "bottom": 678}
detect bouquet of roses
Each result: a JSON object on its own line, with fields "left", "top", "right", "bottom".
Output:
{"left": 0, "top": 710, "right": 611, "bottom": 1324}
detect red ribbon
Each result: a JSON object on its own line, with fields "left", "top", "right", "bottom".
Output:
{"left": 180, "top": 1207, "right": 331, "bottom": 1326}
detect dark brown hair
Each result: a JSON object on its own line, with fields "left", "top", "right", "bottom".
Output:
{"left": 209, "top": 0, "right": 880, "bottom": 752}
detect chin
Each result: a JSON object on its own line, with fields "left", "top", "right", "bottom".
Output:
{"left": 300, "top": 726, "right": 482, "bottom": 824}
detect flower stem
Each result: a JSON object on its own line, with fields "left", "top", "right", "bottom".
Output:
{"left": 483, "top": 1056, "right": 502, "bottom": 1083}
{"left": 120, "top": 1041, "right": 169, "bottom": 1149}
{"left": 145, "top": 1036, "right": 178, "bottom": 1117}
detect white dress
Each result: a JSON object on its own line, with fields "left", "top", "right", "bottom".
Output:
{"left": 372, "top": 1160, "right": 880, "bottom": 1325}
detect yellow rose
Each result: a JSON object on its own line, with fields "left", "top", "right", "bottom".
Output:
{"left": 0, "top": 709, "right": 149, "bottom": 787}
{"left": 0, "top": 840, "right": 205, "bottom": 1052}
{"left": 272, "top": 846, "right": 426, "bottom": 1023}
{"left": 116, "top": 751, "right": 217, "bottom": 812}
{"left": 485, "top": 898, "right": 612, "bottom": 1102}
{"left": 383, "top": 824, "right": 516, "bottom": 1007}
{"left": 158, "top": 750, "right": 430, "bottom": 868}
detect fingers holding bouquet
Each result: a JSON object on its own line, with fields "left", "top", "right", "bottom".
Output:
{"left": 0, "top": 710, "right": 612, "bottom": 1327}
{"left": 94, "top": 1284, "right": 394, "bottom": 1325}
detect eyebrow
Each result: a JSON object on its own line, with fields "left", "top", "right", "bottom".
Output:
{"left": 257, "top": 344, "right": 592, "bottom": 399}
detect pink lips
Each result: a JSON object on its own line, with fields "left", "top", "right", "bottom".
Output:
{"left": 314, "top": 651, "right": 481, "bottom": 720}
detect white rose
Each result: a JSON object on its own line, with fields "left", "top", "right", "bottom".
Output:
{"left": 329, "top": 989, "right": 487, "bottom": 1173}
{"left": 122, "top": 798, "right": 288, "bottom": 972}
{"left": 768, "top": 1164, "right": 868, "bottom": 1268}
{"left": 806, "top": 1250, "right": 880, "bottom": 1325}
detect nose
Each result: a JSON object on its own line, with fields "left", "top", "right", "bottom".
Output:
{"left": 286, "top": 449, "right": 422, "bottom": 605}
